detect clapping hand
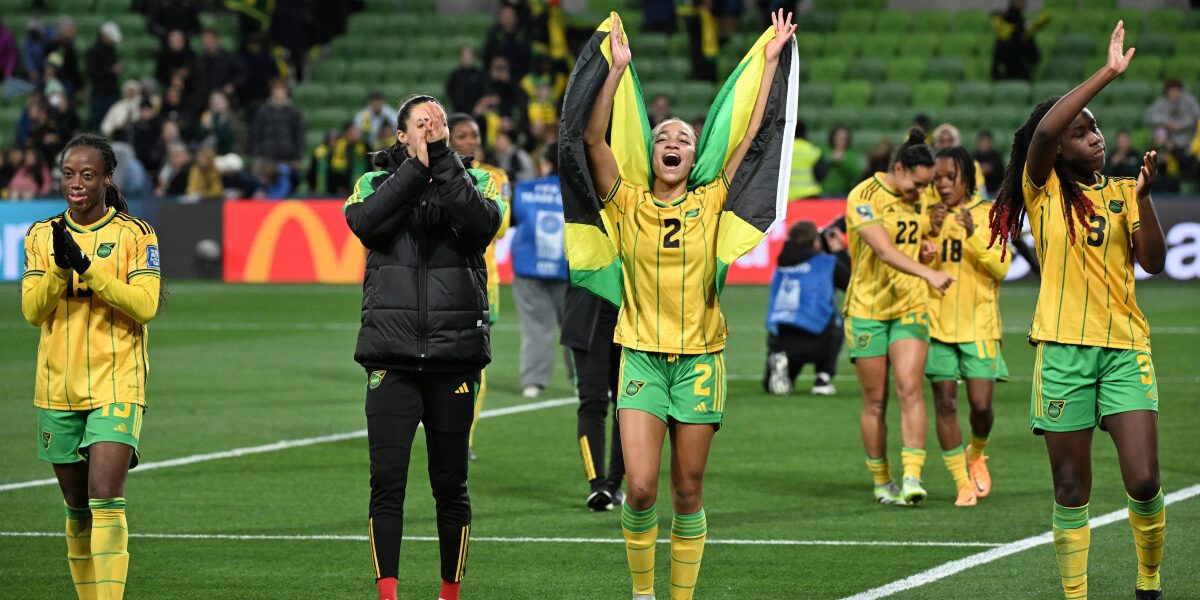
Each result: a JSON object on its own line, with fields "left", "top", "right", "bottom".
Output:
{"left": 1136, "top": 150, "right": 1158, "bottom": 200}
{"left": 956, "top": 207, "right": 975, "bottom": 237}
{"left": 51, "top": 219, "right": 91, "bottom": 274}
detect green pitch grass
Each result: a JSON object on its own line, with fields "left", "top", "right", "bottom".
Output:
{"left": 0, "top": 281, "right": 1197, "bottom": 599}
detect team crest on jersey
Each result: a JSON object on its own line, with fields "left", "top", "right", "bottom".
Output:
{"left": 1047, "top": 400, "right": 1065, "bottom": 420}
{"left": 1109, "top": 199, "right": 1123, "bottom": 214}
{"left": 856, "top": 205, "right": 874, "bottom": 220}
{"left": 97, "top": 242, "right": 115, "bottom": 258}
{"left": 41, "top": 431, "right": 52, "bottom": 450}
{"left": 685, "top": 209, "right": 700, "bottom": 218}
{"left": 369, "top": 370, "right": 386, "bottom": 389}
{"left": 856, "top": 334, "right": 871, "bottom": 349}
{"left": 146, "top": 245, "right": 160, "bottom": 269}
{"left": 625, "top": 380, "right": 646, "bottom": 397}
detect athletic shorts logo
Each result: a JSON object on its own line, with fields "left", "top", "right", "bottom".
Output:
{"left": 1047, "top": 399, "right": 1065, "bottom": 420}
{"left": 369, "top": 370, "right": 386, "bottom": 389}
{"left": 146, "top": 245, "right": 160, "bottom": 269}
{"left": 856, "top": 205, "right": 874, "bottom": 220}
{"left": 1109, "top": 199, "right": 1123, "bottom": 214}
{"left": 856, "top": 334, "right": 871, "bottom": 349}
{"left": 624, "top": 379, "right": 646, "bottom": 397}
{"left": 97, "top": 242, "right": 115, "bottom": 258}
{"left": 41, "top": 431, "right": 52, "bottom": 450}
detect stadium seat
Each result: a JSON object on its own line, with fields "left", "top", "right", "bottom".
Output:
{"left": 964, "top": 58, "right": 992, "bottom": 81}
{"left": 952, "top": 10, "right": 991, "bottom": 34}
{"left": 1102, "top": 105, "right": 1144, "bottom": 133}
{"left": 926, "top": 57, "right": 965, "bottom": 81}
{"left": 952, "top": 81, "right": 992, "bottom": 107}
{"left": 808, "top": 57, "right": 849, "bottom": 82}
{"left": 848, "top": 57, "right": 888, "bottom": 82}
{"left": 860, "top": 105, "right": 905, "bottom": 130}
{"left": 894, "top": 36, "right": 938, "bottom": 59}
{"left": 797, "top": 35, "right": 823, "bottom": 58}
{"left": 832, "top": 80, "right": 873, "bottom": 108}
{"left": 820, "top": 33, "right": 860, "bottom": 59}
{"left": 1031, "top": 80, "right": 1071, "bottom": 103}
{"left": 939, "top": 106, "right": 982, "bottom": 131}
{"left": 1132, "top": 32, "right": 1174, "bottom": 57}
{"left": 940, "top": 32, "right": 985, "bottom": 58}
{"left": 874, "top": 10, "right": 913, "bottom": 33}
{"left": 798, "top": 11, "right": 836, "bottom": 33}
{"left": 820, "top": 105, "right": 863, "bottom": 129}
{"left": 912, "top": 81, "right": 953, "bottom": 108}
{"left": 851, "top": 128, "right": 890, "bottom": 154}
{"left": 872, "top": 81, "right": 912, "bottom": 107}
{"left": 911, "top": 10, "right": 952, "bottom": 34}
{"left": 1126, "top": 56, "right": 1164, "bottom": 81}
{"left": 886, "top": 57, "right": 928, "bottom": 82}
{"left": 858, "top": 36, "right": 901, "bottom": 60}
{"left": 992, "top": 80, "right": 1032, "bottom": 106}
{"left": 798, "top": 81, "right": 834, "bottom": 107}
{"left": 636, "top": 34, "right": 669, "bottom": 55}
{"left": 1163, "top": 56, "right": 1200, "bottom": 83}
{"left": 1037, "top": 56, "right": 1086, "bottom": 82}
{"left": 836, "top": 9, "right": 874, "bottom": 33}
{"left": 1054, "top": 33, "right": 1101, "bottom": 56}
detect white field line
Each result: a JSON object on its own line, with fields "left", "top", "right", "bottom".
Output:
{"left": 724, "top": 374, "right": 1200, "bottom": 384}
{"left": 0, "top": 530, "right": 1001, "bottom": 548}
{"left": 841, "top": 482, "right": 1200, "bottom": 600}
{"left": 0, "top": 397, "right": 576, "bottom": 493}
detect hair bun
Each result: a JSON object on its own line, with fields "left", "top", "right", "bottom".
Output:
{"left": 905, "top": 127, "right": 926, "bottom": 147}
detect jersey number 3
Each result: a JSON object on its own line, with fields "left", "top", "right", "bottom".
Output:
{"left": 1086, "top": 215, "right": 1107, "bottom": 247}
{"left": 663, "top": 218, "right": 682, "bottom": 248}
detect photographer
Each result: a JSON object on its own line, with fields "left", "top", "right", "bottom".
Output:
{"left": 344, "top": 94, "right": 503, "bottom": 600}
{"left": 763, "top": 221, "right": 851, "bottom": 396}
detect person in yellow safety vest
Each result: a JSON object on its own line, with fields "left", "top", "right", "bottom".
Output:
{"left": 790, "top": 120, "right": 824, "bottom": 200}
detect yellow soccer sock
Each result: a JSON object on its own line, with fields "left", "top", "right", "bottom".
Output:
{"left": 89, "top": 498, "right": 128, "bottom": 600}
{"left": 65, "top": 505, "right": 96, "bottom": 600}
{"left": 1053, "top": 503, "right": 1090, "bottom": 600}
{"left": 901, "top": 448, "right": 926, "bottom": 481}
{"left": 621, "top": 503, "right": 658, "bottom": 596}
{"left": 942, "top": 446, "right": 972, "bottom": 491}
{"left": 1128, "top": 490, "right": 1165, "bottom": 591}
{"left": 967, "top": 434, "right": 990, "bottom": 462}
{"left": 469, "top": 370, "right": 486, "bottom": 448}
{"left": 865, "top": 457, "right": 892, "bottom": 486}
{"left": 669, "top": 510, "right": 706, "bottom": 600}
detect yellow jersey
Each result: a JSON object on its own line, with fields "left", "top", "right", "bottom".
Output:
{"left": 844, "top": 173, "right": 927, "bottom": 320}
{"left": 927, "top": 200, "right": 1009, "bottom": 343}
{"left": 605, "top": 174, "right": 729, "bottom": 355}
{"left": 1022, "top": 167, "right": 1148, "bottom": 351}
{"left": 21, "top": 208, "right": 161, "bottom": 411}
{"left": 474, "top": 162, "right": 511, "bottom": 318}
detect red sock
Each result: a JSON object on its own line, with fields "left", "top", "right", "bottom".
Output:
{"left": 377, "top": 577, "right": 397, "bottom": 600}
{"left": 439, "top": 580, "right": 460, "bottom": 600}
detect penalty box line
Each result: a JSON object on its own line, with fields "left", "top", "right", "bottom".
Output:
{"left": 0, "top": 397, "right": 577, "bottom": 494}
{"left": 841, "top": 481, "right": 1200, "bottom": 600}
{"left": 0, "top": 530, "right": 1002, "bottom": 548}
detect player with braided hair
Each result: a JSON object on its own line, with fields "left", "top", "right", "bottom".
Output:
{"left": 987, "top": 21, "right": 1167, "bottom": 600}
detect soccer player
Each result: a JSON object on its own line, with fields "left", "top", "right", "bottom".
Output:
{"left": 346, "top": 96, "right": 503, "bottom": 600}
{"left": 844, "top": 128, "right": 954, "bottom": 506}
{"left": 988, "top": 21, "right": 1166, "bottom": 600}
{"left": 447, "top": 113, "right": 511, "bottom": 461}
{"left": 22, "top": 133, "right": 162, "bottom": 600}
{"left": 925, "top": 146, "right": 1010, "bottom": 507}
{"left": 579, "top": 11, "right": 795, "bottom": 599}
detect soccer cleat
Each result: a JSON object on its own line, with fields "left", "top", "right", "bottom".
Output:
{"left": 587, "top": 489, "right": 614, "bottom": 512}
{"left": 633, "top": 594, "right": 656, "bottom": 600}
{"left": 901, "top": 477, "right": 927, "bottom": 505}
{"left": 954, "top": 486, "right": 978, "bottom": 507}
{"left": 1134, "top": 589, "right": 1163, "bottom": 599}
{"left": 811, "top": 372, "right": 836, "bottom": 396}
{"left": 611, "top": 487, "right": 626, "bottom": 507}
{"left": 766, "top": 352, "right": 791, "bottom": 395}
{"left": 874, "top": 481, "right": 905, "bottom": 506}
{"left": 968, "top": 455, "right": 991, "bottom": 498}
{"left": 522, "top": 385, "right": 542, "bottom": 399}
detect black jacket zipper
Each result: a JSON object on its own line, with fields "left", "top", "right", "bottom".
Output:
{"left": 417, "top": 195, "right": 428, "bottom": 368}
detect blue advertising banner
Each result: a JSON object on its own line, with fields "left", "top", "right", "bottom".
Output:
{"left": 0, "top": 200, "right": 150, "bottom": 281}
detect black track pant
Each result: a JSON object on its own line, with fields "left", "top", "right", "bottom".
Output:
{"left": 573, "top": 337, "right": 625, "bottom": 494}
{"left": 366, "top": 368, "right": 478, "bottom": 583}
{"left": 763, "top": 322, "right": 844, "bottom": 389}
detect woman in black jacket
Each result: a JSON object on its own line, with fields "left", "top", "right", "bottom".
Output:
{"left": 344, "top": 94, "right": 502, "bottom": 600}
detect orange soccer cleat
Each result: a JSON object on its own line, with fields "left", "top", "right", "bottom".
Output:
{"left": 969, "top": 455, "right": 992, "bottom": 498}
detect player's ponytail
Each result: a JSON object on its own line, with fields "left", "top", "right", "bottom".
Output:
{"left": 988, "top": 96, "right": 1094, "bottom": 260}
{"left": 105, "top": 181, "right": 129, "bottom": 214}
{"left": 892, "top": 127, "right": 935, "bottom": 171}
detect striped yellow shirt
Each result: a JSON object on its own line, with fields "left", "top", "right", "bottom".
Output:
{"left": 475, "top": 163, "right": 511, "bottom": 317}
{"left": 926, "top": 200, "right": 1009, "bottom": 343}
{"left": 844, "top": 173, "right": 927, "bottom": 320}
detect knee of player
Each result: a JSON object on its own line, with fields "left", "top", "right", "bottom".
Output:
{"left": 1052, "top": 483, "right": 1091, "bottom": 508}
{"left": 861, "top": 399, "right": 888, "bottom": 417}
{"left": 933, "top": 396, "right": 958, "bottom": 417}
{"left": 625, "top": 482, "right": 658, "bottom": 509}
{"left": 670, "top": 487, "right": 703, "bottom": 514}
{"left": 1125, "top": 476, "right": 1162, "bottom": 503}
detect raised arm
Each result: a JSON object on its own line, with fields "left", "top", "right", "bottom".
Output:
{"left": 858, "top": 224, "right": 954, "bottom": 294}
{"left": 725, "top": 9, "right": 796, "bottom": 181}
{"left": 582, "top": 16, "right": 630, "bottom": 199}
{"left": 1027, "top": 21, "right": 1134, "bottom": 186}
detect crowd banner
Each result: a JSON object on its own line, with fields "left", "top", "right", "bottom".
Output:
{"left": 223, "top": 200, "right": 364, "bottom": 283}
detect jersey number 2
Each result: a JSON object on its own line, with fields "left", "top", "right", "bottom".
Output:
{"left": 663, "top": 218, "right": 682, "bottom": 248}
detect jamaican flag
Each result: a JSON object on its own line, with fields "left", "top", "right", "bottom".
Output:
{"left": 559, "top": 13, "right": 798, "bottom": 306}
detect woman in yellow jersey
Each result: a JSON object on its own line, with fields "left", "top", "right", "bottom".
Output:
{"left": 988, "top": 22, "right": 1166, "bottom": 600}
{"left": 21, "top": 133, "right": 161, "bottom": 600}
{"left": 844, "top": 128, "right": 954, "bottom": 507}
{"left": 925, "top": 146, "right": 1010, "bottom": 508}
{"left": 583, "top": 12, "right": 795, "bottom": 599}
{"left": 447, "top": 113, "right": 512, "bottom": 461}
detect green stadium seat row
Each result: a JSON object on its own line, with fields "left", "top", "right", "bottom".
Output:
{"left": 794, "top": 78, "right": 1164, "bottom": 110}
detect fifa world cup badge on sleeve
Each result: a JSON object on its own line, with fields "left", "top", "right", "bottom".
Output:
{"left": 856, "top": 205, "right": 874, "bottom": 220}
{"left": 147, "top": 245, "right": 160, "bottom": 270}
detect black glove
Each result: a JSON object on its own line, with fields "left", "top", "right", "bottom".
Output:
{"left": 51, "top": 219, "right": 91, "bottom": 274}
{"left": 50, "top": 220, "right": 72, "bottom": 270}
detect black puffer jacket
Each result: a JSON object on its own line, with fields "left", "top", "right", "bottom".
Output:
{"left": 345, "top": 139, "right": 501, "bottom": 372}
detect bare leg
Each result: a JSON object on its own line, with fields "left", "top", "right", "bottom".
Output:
{"left": 619, "top": 409, "right": 668, "bottom": 510}
{"left": 854, "top": 356, "right": 890, "bottom": 458}
{"left": 888, "top": 339, "right": 929, "bottom": 451}
{"left": 932, "top": 380, "right": 962, "bottom": 451}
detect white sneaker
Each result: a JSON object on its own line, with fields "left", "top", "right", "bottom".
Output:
{"left": 811, "top": 372, "right": 836, "bottom": 396}
{"left": 767, "top": 352, "right": 791, "bottom": 395}
{"left": 633, "top": 594, "right": 656, "bottom": 600}
{"left": 522, "top": 385, "right": 541, "bottom": 399}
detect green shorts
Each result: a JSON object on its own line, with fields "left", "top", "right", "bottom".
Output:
{"left": 617, "top": 348, "right": 726, "bottom": 426}
{"left": 926, "top": 339, "right": 1010, "bottom": 382}
{"left": 1031, "top": 342, "right": 1158, "bottom": 434}
{"left": 38, "top": 402, "right": 144, "bottom": 467}
{"left": 845, "top": 313, "right": 930, "bottom": 359}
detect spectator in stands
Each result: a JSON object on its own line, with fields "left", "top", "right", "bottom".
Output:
{"left": 484, "top": 5, "right": 533, "bottom": 82}
{"left": 111, "top": 137, "right": 152, "bottom": 199}
{"left": 861, "top": 137, "right": 894, "bottom": 182}
{"left": 148, "top": 0, "right": 202, "bottom": 42}
{"left": 28, "top": 92, "right": 74, "bottom": 167}
{"left": 268, "top": 0, "right": 319, "bottom": 80}
{"left": 86, "top": 22, "right": 123, "bottom": 132}
{"left": 22, "top": 20, "right": 48, "bottom": 85}
{"left": 251, "top": 79, "right": 305, "bottom": 166}
{"left": 0, "top": 18, "right": 18, "bottom": 82}
{"left": 319, "top": 122, "right": 367, "bottom": 196}
{"left": 196, "top": 28, "right": 243, "bottom": 103}
{"left": 1145, "top": 79, "right": 1200, "bottom": 162}
{"left": 46, "top": 17, "right": 82, "bottom": 96}
{"left": 648, "top": 94, "right": 671, "bottom": 128}
{"left": 821, "top": 125, "right": 864, "bottom": 198}
{"left": 132, "top": 100, "right": 164, "bottom": 170}
{"left": 789, "top": 120, "right": 823, "bottom": 200}
{"left": 236, "top": 33, "right": 280, "bottom": 111}
{"left": 100, "top": 80, "right": 143, "bottom": 137}
{"left": 353, "top": 91, "right": 398, "bottom": 150}
{"left": 520, "top": 54, "right": 567, "bottom": 104}
{"left": 195, "top": 91, "right": 243, "bottom": 156}
{"left": 1150, "top": 128, "right": 1182, "bottom": 194}
{"left": 160, "top": 84, "right": 195, "bottom": 132}
{"left": 156, "top": 140, "right": 192, "bottom": 196}
{"left": 991, "top": 0, "right": 1048, "bottom": 81}
{"left": 1108, "top": 131, "right": 1143, "bottom": 179}
{"left": 0, "top": 146, "right": 19, "bottom": 196}
{"left": 681, "top": 0, "right": 718, "bottom": 81}
{"left": 252, "top": 158, "right": 294, "bottom": 199}
{"left": 491, "top": 129, "right": 535, "bottom": 183}
{"left": 527, "top": 82, "right": 557, "bottom": 143}
{"left": 484, "top": 56, "right": 525, "bottom": 120}
{"left": 446, "top": 45, "right": 487, "bottom": 115}
{"left": 8, "top": 147, "right": 52, "bottom": 199}
{"left": 973, "top": 130, "right": 1005, "bottom": 198}
{"left": 931, "top": 123, "right": 962, "bottom": 151}
{"left": 186, "top": 145, "right": 224, "bottom": 201}
{"left": 306, "top": 128, "right": 339, "bottom": 196}
{"left": 155, "top": 29, "right": 196, "bottom": 89}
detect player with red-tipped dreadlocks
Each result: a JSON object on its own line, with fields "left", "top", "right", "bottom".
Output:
{"left": 987, "top": 21, "right": 1167, "bottom": 600}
